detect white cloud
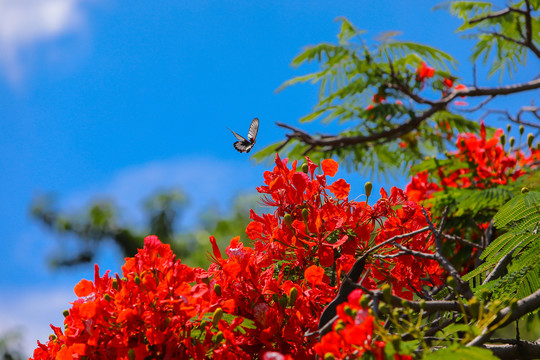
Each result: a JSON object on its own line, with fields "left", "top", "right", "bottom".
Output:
{"left": 0, "top": 0, "right": 92, "bottom": 83}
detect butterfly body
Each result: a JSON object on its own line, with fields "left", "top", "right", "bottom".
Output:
{"left": 228, "top": 118, "right": 259, "bottom": 153}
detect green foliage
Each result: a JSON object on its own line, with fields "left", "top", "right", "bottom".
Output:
{"left": 256, "top": 17, "right": 463, "bottom": 175}
{"left": 447, "top": 0, "right": 540, "bottom": 79}
{"left": 464, "top": 191, "right": 540, "bottom": 301}
{"left": 31, "top": 191, "right": 257, "bottom": 268}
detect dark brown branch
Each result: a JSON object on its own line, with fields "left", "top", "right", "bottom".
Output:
{"left": 443, "top": 233, "right": 483, "bottom": 250}
{"left": 422, "top": 208, "right": 474, "bottom": 300}
{"left": 275, "top": 104, "right": 444, "bottom": 152}
{"left": 485, "top": 340, "right": 540, "bottom": 360}
{"left": 456, "top": 95, "right": 496, "bottom": 113}
{"left": 451, "top": 78, "right": 540, "bottom": 98}
{"left": 480, "top": 107, "right": 540, "bottom": 130}
{"left": 523, "top": 0, "right": 540, "bottom": 58}
{"left": 467, "top": 288, "right": 540, "bottom": 347}
{"left": 483, "top": 244, "right": 520, "bottom": 285}
{"left": 468, "top": 7, "right": 526, "bottom": 25}
{"left": 483, "top": 31, "right": 529, "bottom": 48}
{"left": 391, "top": 242, "right": 437, "bottom": 259}
{"left": 274, "top": 79, "right": 540, "bottom": 153}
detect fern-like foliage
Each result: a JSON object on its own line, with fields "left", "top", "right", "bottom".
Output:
{"left": 446, "top": 0, "right": 540, "bottom": 79}
{"left": 464, "top": 190, "right": 540, "bottom": 301}
{"left": 254, "top": 17, "right": 476, "bottom": 176}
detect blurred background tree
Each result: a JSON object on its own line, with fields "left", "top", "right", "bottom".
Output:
{"left": 31, "top": 190, "right": 256, "bottom": 268}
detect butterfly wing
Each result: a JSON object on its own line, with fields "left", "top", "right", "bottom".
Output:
{"left": 247, "top": 118, "right": 259, "bottom": 142}
{"left": 233, "top": 140, "right": 255, "bottom": 153}
{"left": 228, "top": 128, "right": 247, "bottom": 142}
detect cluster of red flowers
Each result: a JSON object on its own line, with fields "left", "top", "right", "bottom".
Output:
{"left": 314, "top": 289, "right": 413, "bottom": 360}
{"left": 407, "top": 122, "right": 539, "bottom": 203}
{"left": 32, "top": 155, "right": 442, "bottom": 359}
{"left": 416, "top": 62, "right": 435, "bottom": 82}
{"left": 314, "top": 289, "right": 382, "bottom": 359}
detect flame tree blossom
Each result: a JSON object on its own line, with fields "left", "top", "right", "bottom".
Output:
{"left": 32, "top": 155, "right": 444, "bottom": 359}
{"left": 406, "top": 122, "right": 539, "bottom": 202}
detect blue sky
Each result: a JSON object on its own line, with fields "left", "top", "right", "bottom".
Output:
{"left": 0, "top": 0, "right": 537, "bottom": 356}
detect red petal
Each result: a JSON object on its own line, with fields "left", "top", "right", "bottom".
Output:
{"left": 321, "top": 159, "right": 339, "bottom": 177}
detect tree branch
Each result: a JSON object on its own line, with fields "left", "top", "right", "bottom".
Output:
{"left": 443, "top": 233, "right": 483, "bottom": 250}
{"left": 421, "top": 208, "right": 474, "bottom": 300}
{"left": 485, "top": 340, "right": 540, "bottom": 360}
{"left": 274, "top": 79, "right": 540, "bottom": 153}
{"left": 468, "top": 7, "right": 526, "bottom": 25}
{"left": 467, "top": 288, "right": 540, "bottom": 347}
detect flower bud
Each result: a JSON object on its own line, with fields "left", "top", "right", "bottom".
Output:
{"left": 134, "top": 275, "right": 140, "bottom": 285}
{"left": 521, "top": 187, "right": 529, "bottom": 194}
{"left": 378, "top": 303, "right": 388, "bottom": 314}
{"left": 214, "top": 284, "right": 222, "bottom": 297}
{"left": 212, "top": 308, "right": 223, "bottom": 326}
{"left": 500, "top": 134, "right": 506, "bottom": 146}
{"left": 447, "top": 276, "right": 456, "bottom": 289}
{"left": 279, "top": 295, "right": 288, "bottom": 308}
{"left": 360, "top": 295, "right": 370, "bottom": 308}
{"left": 284, "top": 214, "right": 293, "bottom": 227}
{"left": 391, "top": 334, "right": 401, "bottom": 349}
{"left": 419, "top": 300, "right": 426, "bottom": 310}
{"left": 527, "top": 133, "right": 534, "bottom": 148}
{"left": 63, "top": 310, "right": 69, "bottom": 317}
{"left": 112, "top": 279, "right": 118, "bottom": 290}
{"left": 365, "top": 182, "right": 373, "bottom": 198}
{"left": 509, "top": 136, "right": 515, "bottom": 148}
{"left": 324, "top": 353, "right": 336, "bottom": 360}
{"left": 215, "top": 331, "right": 224, "bottom": 342}
{"left": 163, "top": 317, "right": 171, "bottom": 328}
{"left": 519, "top": 125, "right": 524, "bottom": 135}
{"left": 334, "top": 319, "right": 346, "bottom": 332}
{"left": 104, "top": 294, "right": 111, "bottom": 302}
{"left": 302, "top": 208, "right": 309, "bottom": 222}
{"left": 468, "top": 297, "right": 479, "bottom": 319}
{"left": 289, "top": 287, "right": 299, "bottom": 307}
{"left": 121, "top": 277, "right": 127, "bottom": 282}
{"left": 344, "top": 305, "right": 355, "bottom": 317}
{"left": 507, "top": 124, "right": 512, "bottom": 133}
{"left": 381, "top": 284, "right": 392, "bottom": 303}
{"left": 302, "top": 163, "right": 309, "bottom": 174}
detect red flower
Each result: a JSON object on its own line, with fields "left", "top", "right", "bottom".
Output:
{"left": 416, "top": 62, "right": 435, "bottom": 81}
{"left": 321, "top": 158, "right": 339, "bottom": 177}
{"left": 32, "top": 155, "right": 451, "bottom": 359}
{"left": 305, "top": 265, "right": 325, "bottom": 286}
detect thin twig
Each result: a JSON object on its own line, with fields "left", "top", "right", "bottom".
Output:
{"left": 442, "top": 233, "right": 483, "bottom": 250}
{"left": 422, "top": 207, "right": 474, "bottom": 300}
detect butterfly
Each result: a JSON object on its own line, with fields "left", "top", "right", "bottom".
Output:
{"left": 228, "top": 118, "right": 259, "bottom": 153}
